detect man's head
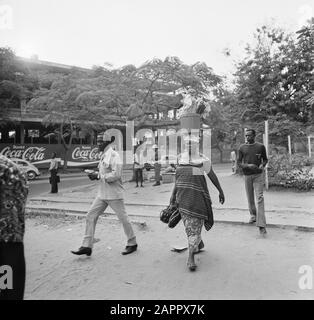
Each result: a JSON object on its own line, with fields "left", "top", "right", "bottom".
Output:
{"left": 245, "top": 129, "right": 256, "bottom": 144}
{"left": 96, "top": 132, "right": 115, "bottom": 152}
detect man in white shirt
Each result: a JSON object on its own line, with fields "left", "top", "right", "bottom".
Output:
{"left": 71, "top": 133, "right": 137, "bottom": 256}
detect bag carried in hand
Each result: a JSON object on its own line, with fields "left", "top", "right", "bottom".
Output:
{"left": 168, "top": 208, "right": 181, "bottom": 228}
{"left": 160, "top": 204, "right": 181, "bottom": 228}
{"left": 160, "top": 205, "right": 174, "bottom": 223}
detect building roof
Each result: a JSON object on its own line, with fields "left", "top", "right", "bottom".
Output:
{"left": 16, "top": 56, "right": 90, "bottom": 73}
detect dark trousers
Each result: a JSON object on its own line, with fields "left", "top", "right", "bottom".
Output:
{"left": 154, "top": 163, "right": 161, "bottom": 183}
{"left": 0, "top": 242, "right": 25, "bottom": 300}
{"left": 135, "top": 168, "right": 143, "bottom": 185}
{"left": 50, "top": 169, "right": 58, "bottom": 193}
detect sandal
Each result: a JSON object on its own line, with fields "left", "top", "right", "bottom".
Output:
{"left": 194, "top": 240, "right": 204, "bottom": 254}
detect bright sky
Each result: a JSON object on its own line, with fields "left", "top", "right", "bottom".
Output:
{"left": 0, "top": 0, "right": 313, "bottom": 77}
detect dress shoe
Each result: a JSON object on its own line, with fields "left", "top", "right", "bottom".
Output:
{"left": 71, "top": 246, "right": 92, "bottom": 256}
{"left": 188, "top": 263, "right": 197, "bottom": 271}
{"left": 259, "top": 227, "right": 267, "bottom": 236}
{"left": 153, "top": 182, "right": 161, "bottom": 186}
{"left": 121, "top": 244, "right": 138, "bottom": 255}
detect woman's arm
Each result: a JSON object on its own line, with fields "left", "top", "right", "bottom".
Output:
{"left": 207, "top": 168, "right": 225, "bottom": 204}
{"left": 169, "top": 184, "right": 177, "bottom": 205}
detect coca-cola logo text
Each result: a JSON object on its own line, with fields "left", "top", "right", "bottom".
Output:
{"left": 72, "top": 147, "right": 102, "bottom": 161}
{"left": 0, "top": 146, "right": 45, "bottom": 161}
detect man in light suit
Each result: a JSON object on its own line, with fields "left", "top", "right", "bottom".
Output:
{"left": 71, "top": 133, "right": 137, "bottom": 256}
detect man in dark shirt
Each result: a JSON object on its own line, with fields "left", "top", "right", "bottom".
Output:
{"left": 237, "top": 129, "right": 268, "bottom": 236}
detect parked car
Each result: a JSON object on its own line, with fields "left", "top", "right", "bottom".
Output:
{"left": 10, "top": 158, "right": 41, "bottom": 180}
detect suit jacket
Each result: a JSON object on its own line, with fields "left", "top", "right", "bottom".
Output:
{"left": 97, "top": 146, "right": 124, "bottom": 200}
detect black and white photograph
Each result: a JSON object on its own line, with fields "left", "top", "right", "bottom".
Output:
{"left": 0, "top": 0, "right": 314, "bottom": 305}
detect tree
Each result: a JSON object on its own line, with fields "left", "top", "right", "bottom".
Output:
{"left": 229, "top": 20, "right": 314, "bottom": 148}
{"left": 129, "top": 57, "right": 221, "bottom": 128}
{"left": 71, "top": 57, "right": 222, "bottom": 131}
{"left": 27, "top": 71, "right": 105, "bottom": 169}
{"left": 0, "top": 47, "right": 39, "bottom": 125}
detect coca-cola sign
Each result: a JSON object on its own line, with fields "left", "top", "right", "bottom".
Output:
{"left": 0, "top": 145, "right": 46, "bottom": 161}
{"left": 71, "top": 146, "right": 102, "bottom": 162}
{"left": 0, "top": 144, "right": 101, "bottom": 168}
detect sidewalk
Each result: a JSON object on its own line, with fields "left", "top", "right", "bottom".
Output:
{"left": 27, "top": 165, "right": 314, "bottom": 230}
{"left": 37, "top": 169, "right": 134, "bottom": 181}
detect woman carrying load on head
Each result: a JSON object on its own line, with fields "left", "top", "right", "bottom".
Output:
{"left": 170, "top": 134, "right": 225, "bottom": 271}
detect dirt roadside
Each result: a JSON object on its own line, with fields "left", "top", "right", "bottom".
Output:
{"left": 24, "top": 215, "right": 314, "bottom": 300}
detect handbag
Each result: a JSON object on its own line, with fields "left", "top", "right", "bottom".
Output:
{"left": 168, "top": 207, "right": 181, "bottom": 228}
{"left": 160, "top": 205, "right": 174, "bottom": 224}
{"left": 160, "top": 204, "right": 181, "bottom": 228}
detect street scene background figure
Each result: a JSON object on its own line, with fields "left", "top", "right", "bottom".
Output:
{"left": 237, "top": 129, "right": 268, "bottom": 236}
{"left": 49, "top": 152, "right": 59, "bottom": 194}
{"left": 134, "top": 141, "right": 146, "bottom": 188}
{"left": 230, "top": 149, "right": 237, "bottom": 173}
{"left": 152, "top": 144, "right": 161, "bottom": 186}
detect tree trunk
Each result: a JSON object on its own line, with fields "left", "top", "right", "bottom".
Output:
{"left": 63, "top": 147, "right": 68, "bottom": 171}
{"left": 217, "top": 144, "right": 224, "bottom": 163}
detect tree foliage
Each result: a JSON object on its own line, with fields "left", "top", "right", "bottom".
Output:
{"left": 0, "top": 48, "right": 39, "bottom": 119}
{"left": 224, "top": 19, "right": 314, "bottom": 147}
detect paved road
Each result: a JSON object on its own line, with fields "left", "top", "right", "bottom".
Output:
{"left": 28, "top": 175, "right": 90, "bottom": 198}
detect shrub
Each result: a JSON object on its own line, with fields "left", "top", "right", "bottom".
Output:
{"left": 268, "top": 153, "right": 314, "bottom": 191}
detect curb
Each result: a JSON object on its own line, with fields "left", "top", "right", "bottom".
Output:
{"left": 25, "top": 206, "right": 314, "bottom": 232}
{"left": 25, "top": 207, "right": 147, "bottom": 228}
{"left": 27, "top": 198, "right": 314, "bottom": 216}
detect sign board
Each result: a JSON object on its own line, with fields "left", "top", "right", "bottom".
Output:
{"left": 0, "top": 144, "right": 102, "bottom": 169}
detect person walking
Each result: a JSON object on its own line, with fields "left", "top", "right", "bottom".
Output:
{"left": 170, "top": 135, "right": 225, "bottom": 271}
{"left": 71, "top": 133, "right": 138, "bottom": 256}
{"left": 49, "top": 152, "right": 59, "bottom": 193}
{"left": 237, "top": 129, "right": 268, "bottom": 236}
{"left": 0, "top": 155, "right": 28, "bottom": 300}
